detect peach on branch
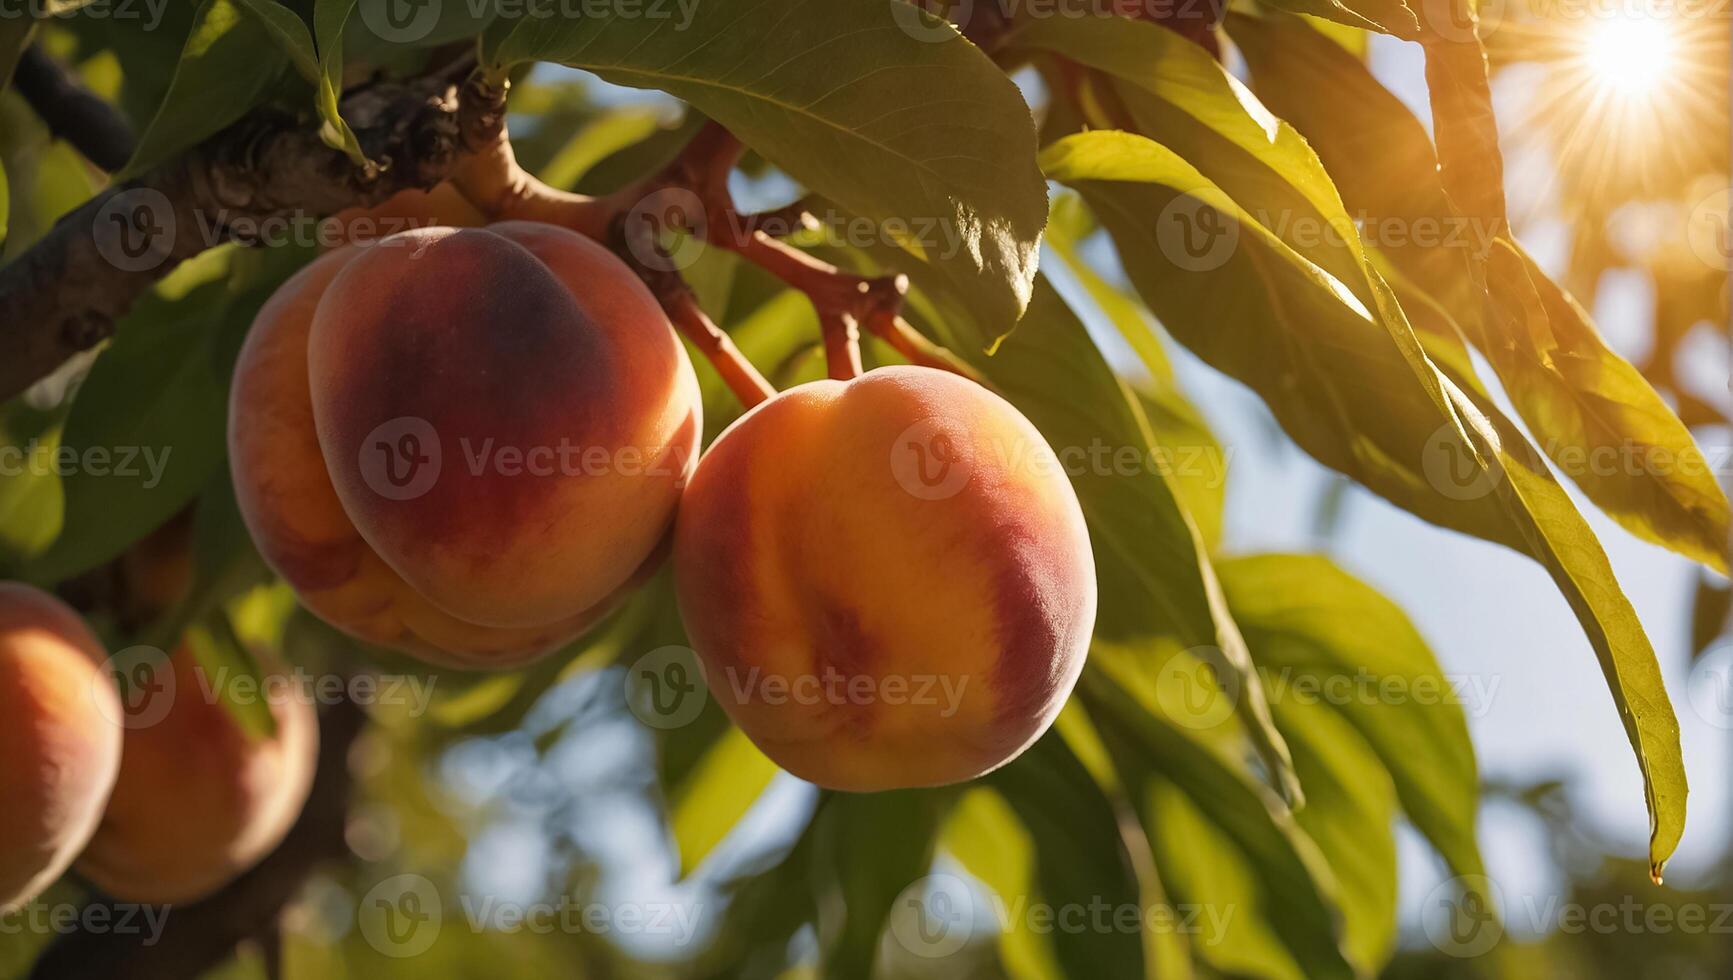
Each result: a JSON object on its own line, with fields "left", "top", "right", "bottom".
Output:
{"left": 228, "top": 223, "right": 701, "bottom": 668}
{"left": 75, "top": 646, "right": 318, "bottom": 904}
{"left": 0, "top": 583, "right": 121, "bottom": 911}
{"left": 673, "top": 366, "right": 1095, "bottom": 791}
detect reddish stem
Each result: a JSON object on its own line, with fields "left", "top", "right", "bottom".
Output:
{"left": 820, "top": 313, "right": 863, "bottom": 380}
{"left": 663, "top": 290, "right": 775, "bottom": 408}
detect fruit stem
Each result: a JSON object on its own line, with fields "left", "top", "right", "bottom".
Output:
{"left": 662, "top": 289, "right": 777, "bottom": 408}
{"left": 820, "top": 313, "right": 863, "bottom": 380}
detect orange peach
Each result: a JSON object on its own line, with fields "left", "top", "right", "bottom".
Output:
{"left": 76, "top": 646, "right": 317, "bottom": 904}
{"left": 673, "top": 366, "right": 1095, "bottom": 791}
{"left": 0, "top": 583, "right": 121, "bottom": 912}
{"left": 229, "top": 223, "right": 700, "bottom": 668}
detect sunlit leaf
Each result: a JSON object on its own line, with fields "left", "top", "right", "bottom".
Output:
{"left": 482, "top": 0, "right": 1047, "bottom": 349}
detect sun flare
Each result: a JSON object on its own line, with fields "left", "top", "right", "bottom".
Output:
{"left": 1582, "top": 17, "right": 1677, "bottom": 97}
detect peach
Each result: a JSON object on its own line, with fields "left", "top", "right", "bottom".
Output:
{"left": 0, "top": 583, "right": 121, "bottom": 912}
{"left": 229, "top": 223, "right": 700, "bottom": 668}
{"left": 75, "top": 646, "right": 317, "bottom": 904}
{"left": 673, "top": 366, "right": 1096, "bottom": 791}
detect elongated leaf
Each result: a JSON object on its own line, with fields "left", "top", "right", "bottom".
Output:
{"left": 312, "top": 0, "right": 368, "bottom": 166}
{"left": 812, "top": 790, "right": 950, "bottom": 980}
{"left": 482, "top": 0, "right": 1046, "bottom": 349}
{"left": 1081, "top": 666, "right": 1356, "bottom": 980}
{"left": 986, "top": 278, "right": 1301, "bottom": 804}
{"left": 985, "top": 729, "right": 1151, "bottom": 979}
{"left": 1230, "top": 9, "right": 1730, "bottom": 573}
{"left": 1218, "top": 553, "right": 1483, "bottom": 886}
{"left": 1271, "top": 697, "right": 1398, "bottom": 974}
{"left": 120, "top": 0, "right": 289, "bottom": 178}
{"left": 942, "top": 789, "right": 1063, "bottom": 980}
{"left": 1257, "top": 0, "right": 1418, "bottom": 37}
{"left": 1043, "top": 131, "right": 1686, "bottom": 876}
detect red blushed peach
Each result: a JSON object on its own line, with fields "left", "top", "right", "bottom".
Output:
{"left": 0, "top": 583, "right": 121, "bottom": 912}
{"left": 75, "top": 646, "right": 317, "bottom": 904}
{"left": 229, "top": 223, "right": 700, "bottom": 667}
{"left": 673, "top": 366, "right": 1096, "bottom": 791}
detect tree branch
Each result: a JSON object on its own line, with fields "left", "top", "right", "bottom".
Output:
{"left": 12, "top": 44, "right": 137, "bottom": 173}
{"left": 0, "top": 69, "right": 487, "bottom": 404}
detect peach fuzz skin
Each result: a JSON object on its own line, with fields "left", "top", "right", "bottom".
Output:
{"left": 76, "top": 647, "right": 317, "bottom": 904}
{"left": 229, "top": 223, "right": 700, "bottom": 667}
{"left": 673, "top": 366, "right": 1096, "bottom": 791}
{"left": 0, "top": 584, "right": 122, "bottom": 912}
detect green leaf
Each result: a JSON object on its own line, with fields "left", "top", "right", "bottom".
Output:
{"left": 232, "top": 0, "right": 321, "bottom": 82}
{"left": 812, "top": 790, "right": 950, "bottom": 980}
{"left": 666, "top": 726, "right": 778, "bottom": 878}
{"left": 482, "top": 0, "right": 1047, "bottom": 350}
{"left": 985, "top": 728, "right": 1154, "bottom": 979}
{"left": 537, "top": 107, "right": 670, "bottom": 191}
{"left": 1081, "top": 666, "right": 1356, "bottom": 980}
{"left": 1043, "top": 131, "right": 1687, "bottom": 877}
{"left": 1044, "top": 193, "right": 1228, "bottom": 547}
{"left": 1230, "top": 9, "right": 1729, "bottom": 574}
{"left": 0, "top": 399, "right": 68, "bottom": 570}
{"left": 983, "top": 277, "right": 1301, "bottom": 805}
{"left": 119, "top": 0, "right": 290, "bottom": 178}
{"left": 941, "top": 789, "right": 1064, "bottom": 980}
{"left": 1269, "top": 697, "right": 1398, "bottom": 974}
{"left": 22, "top": 262, "right": 235, "bottom": 584}
{"left": 1256, "top": 0, "right": 1417, "bottom": 37}
{"left": 311, "top": 0, "right": 369, "bottom": 166}
{"left": 1218, "top": 553, "right": 1483, "bottom": 887}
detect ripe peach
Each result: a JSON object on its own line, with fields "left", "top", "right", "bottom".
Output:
{"left": 0, "top": 583, "right": 121, "bottom": 912}
{"left": 76, "top": 646, "right": 317, "bottom": 904}
{"left": 673, "top": 366, "right": 1096, "bottom": 791}
{"left": 229, "top": 223, "right": 700, "bottom": 668}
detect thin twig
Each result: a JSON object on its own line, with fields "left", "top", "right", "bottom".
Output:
{"left": 12, "top": 45, "right": 136, "bottom": 172}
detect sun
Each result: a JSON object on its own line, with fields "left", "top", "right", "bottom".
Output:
{"left": 1581, "top": 17, "right": 1677, "bottom": 97}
